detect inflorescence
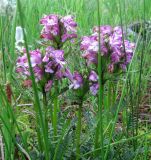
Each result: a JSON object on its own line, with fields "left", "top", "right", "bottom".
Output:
{"left": 16, "top": 14, "right": 135, "bottom": 95}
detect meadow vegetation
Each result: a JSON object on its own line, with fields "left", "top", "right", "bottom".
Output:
{"left": 0, "top": 0, "right": 150, "bottom": 159}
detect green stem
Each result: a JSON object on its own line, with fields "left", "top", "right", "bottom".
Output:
{"left": 96, "top": 0, "right": 104, "bottom": 159}
{"left": 53, "top": 81, "right": 59, "bottom": 138}
{"left": 42, "top": 87, "right": 49, "bottom": 143}
{"left": 136, "top": 0, "right": 146, "bottom": 143}
{"left": 76, "top": 100, "right": 83, "bottom": 160}
{"left": 129, "top": 78, "right": 137, "bottom": 150}
{"left": 113, "top": 82, "right": 117, "bottom": 105}
{"left": 107, "top": 81, "right": 112, "bottom": 122}
{"left": 1, "top": 17, "right": 6, "bottom": 83}
{"left": 53, "top": 96, "right": 58, "bottom": 137}
{"left": 94, "top": 82, "right": 104, "bottom": 158}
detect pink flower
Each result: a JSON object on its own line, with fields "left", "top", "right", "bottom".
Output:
{"left": 82, "top": 51, "right": 98, "bottom": 65}
{"left": 45, "top": 80, "right": 53, "bottom": 92}
{"left": 16, "top": 67, "right": 30, "bottom": 76}
{"left": 16, "top": 49, "right": 42, "bottom": 68}
{"left": 43, "top": 49, "right": 66, "bottom": 75}
{"left": 40, "top": 14, "right": 59, "bottom": 40}
{"left": 60, "top": 15, "right": 77, "bottom": 33}
{"left": 30, "top": 49, "right": 42, "bottom": 67}
{"left": 55, "top": 69, "right": 64, "bottom": 80}
{"left": 81, "top": 25, "right": 135, "bottom": 71}
{"left": 43, "top": 52, "right": 50, "bottom": 62}
{"left": 93, "top": 25, "right": 113, "bottom": 36}
{"left": 113, "top": 26, "right": 122, "bottom": 35}
{"left": 108, "top": 64, "right": 114, "bottom": 73}
{"left": 64, "top": 68, "right": 73, "bottom": 80}
{"left": 68, "top": 71, "right": 83, "bottom": 89}
{"left": 16, "top": 14, "right": 79, "bottom": 94}
{"left": 40, "top": 14, "right": 58, "bottom": 26}
{"left": 111, "top": 51, "right": 121, "bottom": 63}
{"left": 50, "top": 50, "right": 65, "bottom": 67}
{"left": 61, "top": 33, "right": 77, "bottom": 42}
{"left": 89, "top": 71, "right": 99, "bottom": 95}
{"left": 120, "top": 64, "right": 126, "bottom": 71}
{"left": 90, "top": 83, "right": 99, "bottom": 95}
{"left": 81, "top": 36, "right": 98, "bottom": 52}
{"left": 89, "top": 71, "right": 98, "bottom": 82}
{"left": 16, "top": 49, "right": 43, "bottom": 80}
{"left": 45, "top": 61, "right": 56, "bottom": 73}
{"left": 33, "top": 66, "right": 43, "bottom": 81}
{"left": 40, "top": 14, "right": 77, "bottom": 42}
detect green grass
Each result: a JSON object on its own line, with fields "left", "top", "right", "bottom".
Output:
{"left": 0, "top": 0, "right": 151, "bottom": 159}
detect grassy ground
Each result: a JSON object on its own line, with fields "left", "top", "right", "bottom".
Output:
{"left": 0, "top": 0, "right": 151, "bottom": 159}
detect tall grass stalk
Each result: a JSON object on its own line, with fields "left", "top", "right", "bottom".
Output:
{"left": 42, "top": 87, "right": 49, "bottom": 145}
{"left": 17, "top": 0, "right": 50, "bottom": 159}
{"left": 9, "top": 9, "right": 17, "bottom": 82}
{"left": 136, "top": 0, "right": 146, "bottom": 137}
{"left": 128, "top": 78, "right": 137, "bottom": 150}
{"left": 104, "top": 0, "right": 141, "bottom": 157}
{"left": 76, "top": 99, "right": 83, "bottom": 160}
{"left": 53, "top": 82, "right": 59, "bottom": 138}
{"left": 0, "top": 17, "right": 6, "bottom": 83}
{"left": 94, "top": 0, "right": 104, "bottom": 159}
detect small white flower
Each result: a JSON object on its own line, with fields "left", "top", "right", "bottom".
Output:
{"left": 15, "top": 26, "right": 25, "bottom": 52}
{"left": 15, "top": 26, "right": 24, "bottom": 43}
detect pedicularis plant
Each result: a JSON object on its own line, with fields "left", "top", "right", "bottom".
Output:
{"left": 15, "top": 13, "right": 135, "bottom": 159}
